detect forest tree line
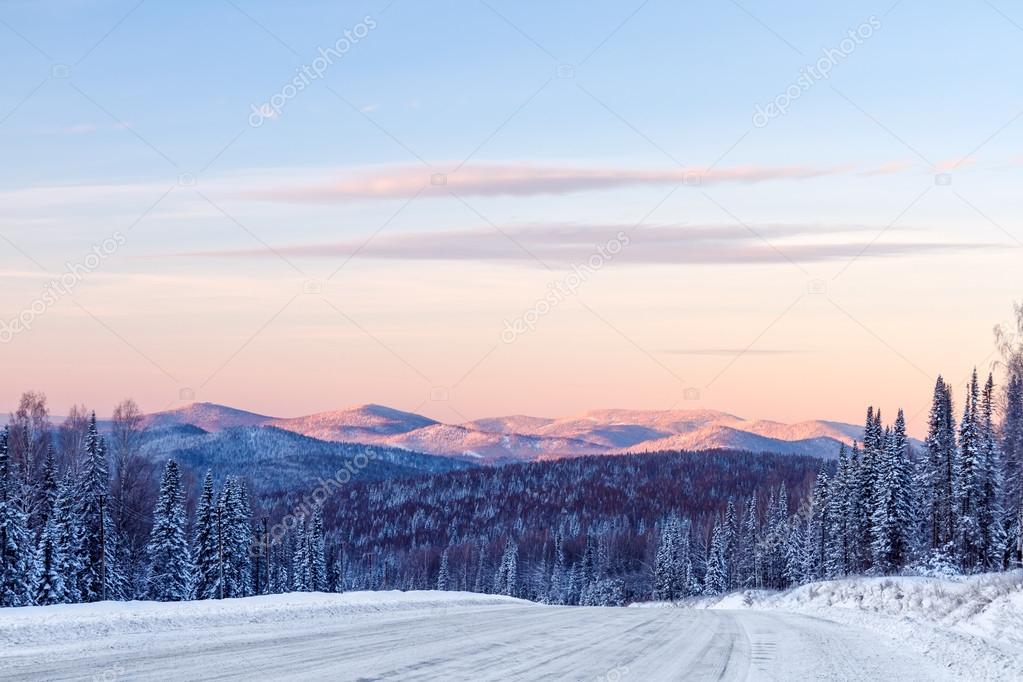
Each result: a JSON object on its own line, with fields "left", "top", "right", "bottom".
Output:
{"left": 2, "top": 308, "right": 1022, "bottom": 607}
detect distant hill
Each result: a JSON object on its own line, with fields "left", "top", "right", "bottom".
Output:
{"left": 140, "top": 402, "right": 885, "bottom": 464}
{"left": 138, "top": 423, "right": 472, "bottom": 493}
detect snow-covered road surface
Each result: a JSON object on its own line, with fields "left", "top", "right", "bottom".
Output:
{"left": 0, "top": 596, "right": 957, "bottom": 681}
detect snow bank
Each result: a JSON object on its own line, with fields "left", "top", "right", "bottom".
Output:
{"left": 0, "top": 591, "right": 529, "bottom": 648}
{"left": 683, "top": 571, "right": 1023, "bottom": 682}
{"left": 742, "top": 571, "right": 1023, "bottom": 648}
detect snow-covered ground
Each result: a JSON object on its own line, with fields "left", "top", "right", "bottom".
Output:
{"left": 0, "top": 588, "right": 985, "bottom": 681}
{"left": 644, "top": 571, "right": 1023, "bottom": 681}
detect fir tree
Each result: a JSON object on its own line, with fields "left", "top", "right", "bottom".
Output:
{"left": 146, "top": 460, "right": 192, "bottom": 601}
{"left": 806, "top": 468, "right": 830, "bottom": 581}
{"left": 436, "top": 548, "right": 450, "bottom": 591}
{"left": 291, "top": 515, "right": 309, "bottom": 592}
{"left": 35, "top": 473, "right": 77, "bottom": 605}
{"left": 0, "top": 427, "right": 37, "bottom": 607}
{"left": 703, "top": 520, "right": 727, "bottom": 595}
{"left": 871, "top": 410, "right": 914, "bottom": 573}
{"left": 956, "top": 371, "right": 983, "bottom": 569}
{"left": 493, "top": 540, "right": 518, "bottom": 597}
{"left": 926, "top": 376, "right": 957, "bottom": 551}
{"left": 76, "top": 412, "right": 107, "bottom": 601}
{"left": 192, "top": 472, "right": 219, "bottom": 599}
{"left": 1003, "top": 373, "right": 1023, "bottom": 567}
{"left": 308, "top": 505, "right": 327, "bottom": 592}
{"left": 653, "top": 515, "right": 686, "bottom": 600}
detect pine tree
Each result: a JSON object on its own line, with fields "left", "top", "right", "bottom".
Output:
{"left": 977, "top": 374, "right": 1004, "bottom": 569}
{"left": 806, "top": 468, "right": 830, "bottom": 581}
{"left": 784, "top": 514, "right": 806, "bottom": 587}
{"left": 291, "top": 515, "right": 309, "bottom": 592}
{"left": 0, "top": 427, "right": 37, "bottom": 607}
{"left": 493, "top": 540, "right": 518, "bottom": 597}
{"left": 35, "top": 472, "right": 74, "bottom": 605}
{"left": 826, "top": 445, "right": 851, "bottom": 577}
{"left": 548, "top": 528, "right": 567, "bottom": 604}
{"left": 192, "top": 472, "right": 219, "bottom": 599}
{"left": 308, "top": 505, "right": 327, "bottom": 592}
{"left": 436, "top": 548, "right": 450, "bottom": 591}
{"left": 738, "top": 496, "right": 759, "bottom": 587}
{"left": 653, "top": 515, "right": 685, "bottom": 600}
{"left": 703, "top": 520, "right": 727, "bottom": 595}
{"left": 1003, "top": 373, "right": 1023, "bottom": 567}
{"left": 218, "top": 478, "right": 253, "bottom": 597}
{"left": 146, "top": 460, "right": 192, "bottom": 601}
{"left": 956, "top": 371, "right": 983, "bottom": 569}
{"left": 871, "top": 410, "right": 914, "bottom": 573}
{"left": 77, "top": 412, "right": 113, "bottom": 602}
{"left": 925, "top": 376, "right": 957, "bottom": 551}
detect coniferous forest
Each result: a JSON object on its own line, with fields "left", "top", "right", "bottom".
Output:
{"left": 2, "top": 312, "right": 1023, "bottom": 608}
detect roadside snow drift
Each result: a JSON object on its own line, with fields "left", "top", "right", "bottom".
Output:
{"left": 673, "top": 571, "right": 1023, "bottom": 681}
{"left": 0, "top": 590, "right": 528, "bottom": 647}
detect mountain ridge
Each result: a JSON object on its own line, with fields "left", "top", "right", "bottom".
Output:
{"left": 144, "top": 402, "right": 866, "bottom": 462}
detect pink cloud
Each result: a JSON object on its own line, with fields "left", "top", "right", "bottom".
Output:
{"left": 181, "top": 223, "right": 992, "bottom": 265}
{"left": 858, "top": 160, "right": 915, "bottom": 177}
{"left": 933, "top": 157, "right": 977, "bottom": 171}
{"left": 240, "top": 162, "right": 856, "bottom": 202}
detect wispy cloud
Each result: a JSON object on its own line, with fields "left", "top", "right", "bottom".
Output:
{"left": 858, "top": 160, "right": 915, "bottom": 177}
{"left": 661, "top": 348, "right": 806, "bottom": 356}
{"left": 240, "top": 162, "right": 857, "bottom": 202}
{"left": 179, "top": 222, "right": 996, "bottom": 266}
{"left": 32, "top": 122, "right": 133, "bottom": 135}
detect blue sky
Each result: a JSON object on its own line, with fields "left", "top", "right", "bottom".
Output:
{"left": 1, "top": 1, "right": 1022, "bottom": 429}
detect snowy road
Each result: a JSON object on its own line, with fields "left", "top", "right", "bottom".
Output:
{"left": 0, "top": 599, "right": 956, "bottom": 681}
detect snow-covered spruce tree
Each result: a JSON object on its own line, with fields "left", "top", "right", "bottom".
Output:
{"left": 547, "top": 528, "right": 567, "bottom": 604}
{"left": 978, "top": 374, "right": 1005, "bottom": 570}
{"left": 493, "top": 540, "right": 518, "bottom": 597}
{"left": 804, "top": 468, "right": 830, "bottom": 582}
{"left": 784, "top": 514, "right": 806, "bottom": 587}
{"left": 955, "top": 371, "right": 984, "bottom": 570}
{"left": 825, "top": 445, "right": 851, "bottom": 577}
{"left": 192, "top": 471, "right": 219, "bottom": 599}
{"left": 436, "top": 548, "right": 450, "bottom": 591}
{"left": 146, "top": 459, "right": 192, "bottom": 601}
{"left": 308, "top": 505, "right": 327, "bottom": 592}
{"left": 75, "top": 411, "right": 112, "bottom": 601}
{"left": 737, "top": 496, "right": 759, "bottom": 588}
{"left": 34, "top": 470, "right": 80, "bottom": 605}
{"left": 760, "top": 485, "right": 790, "bottom": 588}
{"left": 723, "top": 501, "right": 738, "bottom": 590}
{"left": 925, "top": 376, "right": 958, "bottom": 552}
{"left": 0, "top": 427, "right": 37, "bottom": 607}
{"left": 231, "top": 479, "right": 254, "bottom": 596}
{"left": 871, "top": 410, "right": 914, "bottom": 573}
{"left": 217, "top": 477, "right": 253, "bottom": 597}
{"left": 653, "top": 515, "right": 686, "bottom": 600}
{"left": 703, "top": 520, "right": 728, "bottom": 595}
{"left": 1004, "top": 373, "right": 1023, "bottom": 567}
{"left": 291, "top": 514, "right": 309, "bottom": 592}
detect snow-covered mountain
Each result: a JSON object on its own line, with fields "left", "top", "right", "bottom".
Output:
{"left": 143, "top": 402, "right": 863, "bottom": 462}
{"left": 138, "top": 422, "right": 471, "bottom": 492}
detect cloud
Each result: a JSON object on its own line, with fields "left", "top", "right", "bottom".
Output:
{"left": 180, "top": 222, "right": 996, "bottom": 266}
{"left": 661, "top": 348, "right": 806, "bottom": 356}
{"left": 933, "top": 157, "right": 976, "bottom": 171}
{"left": 239, "top": 162, "right": 857, "bottom": 202}
{"left": 858, "top": 160, "right": 915, "bottom": 177}
{"left": 32, "top": 122, "right": 133, "bottom": 135}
